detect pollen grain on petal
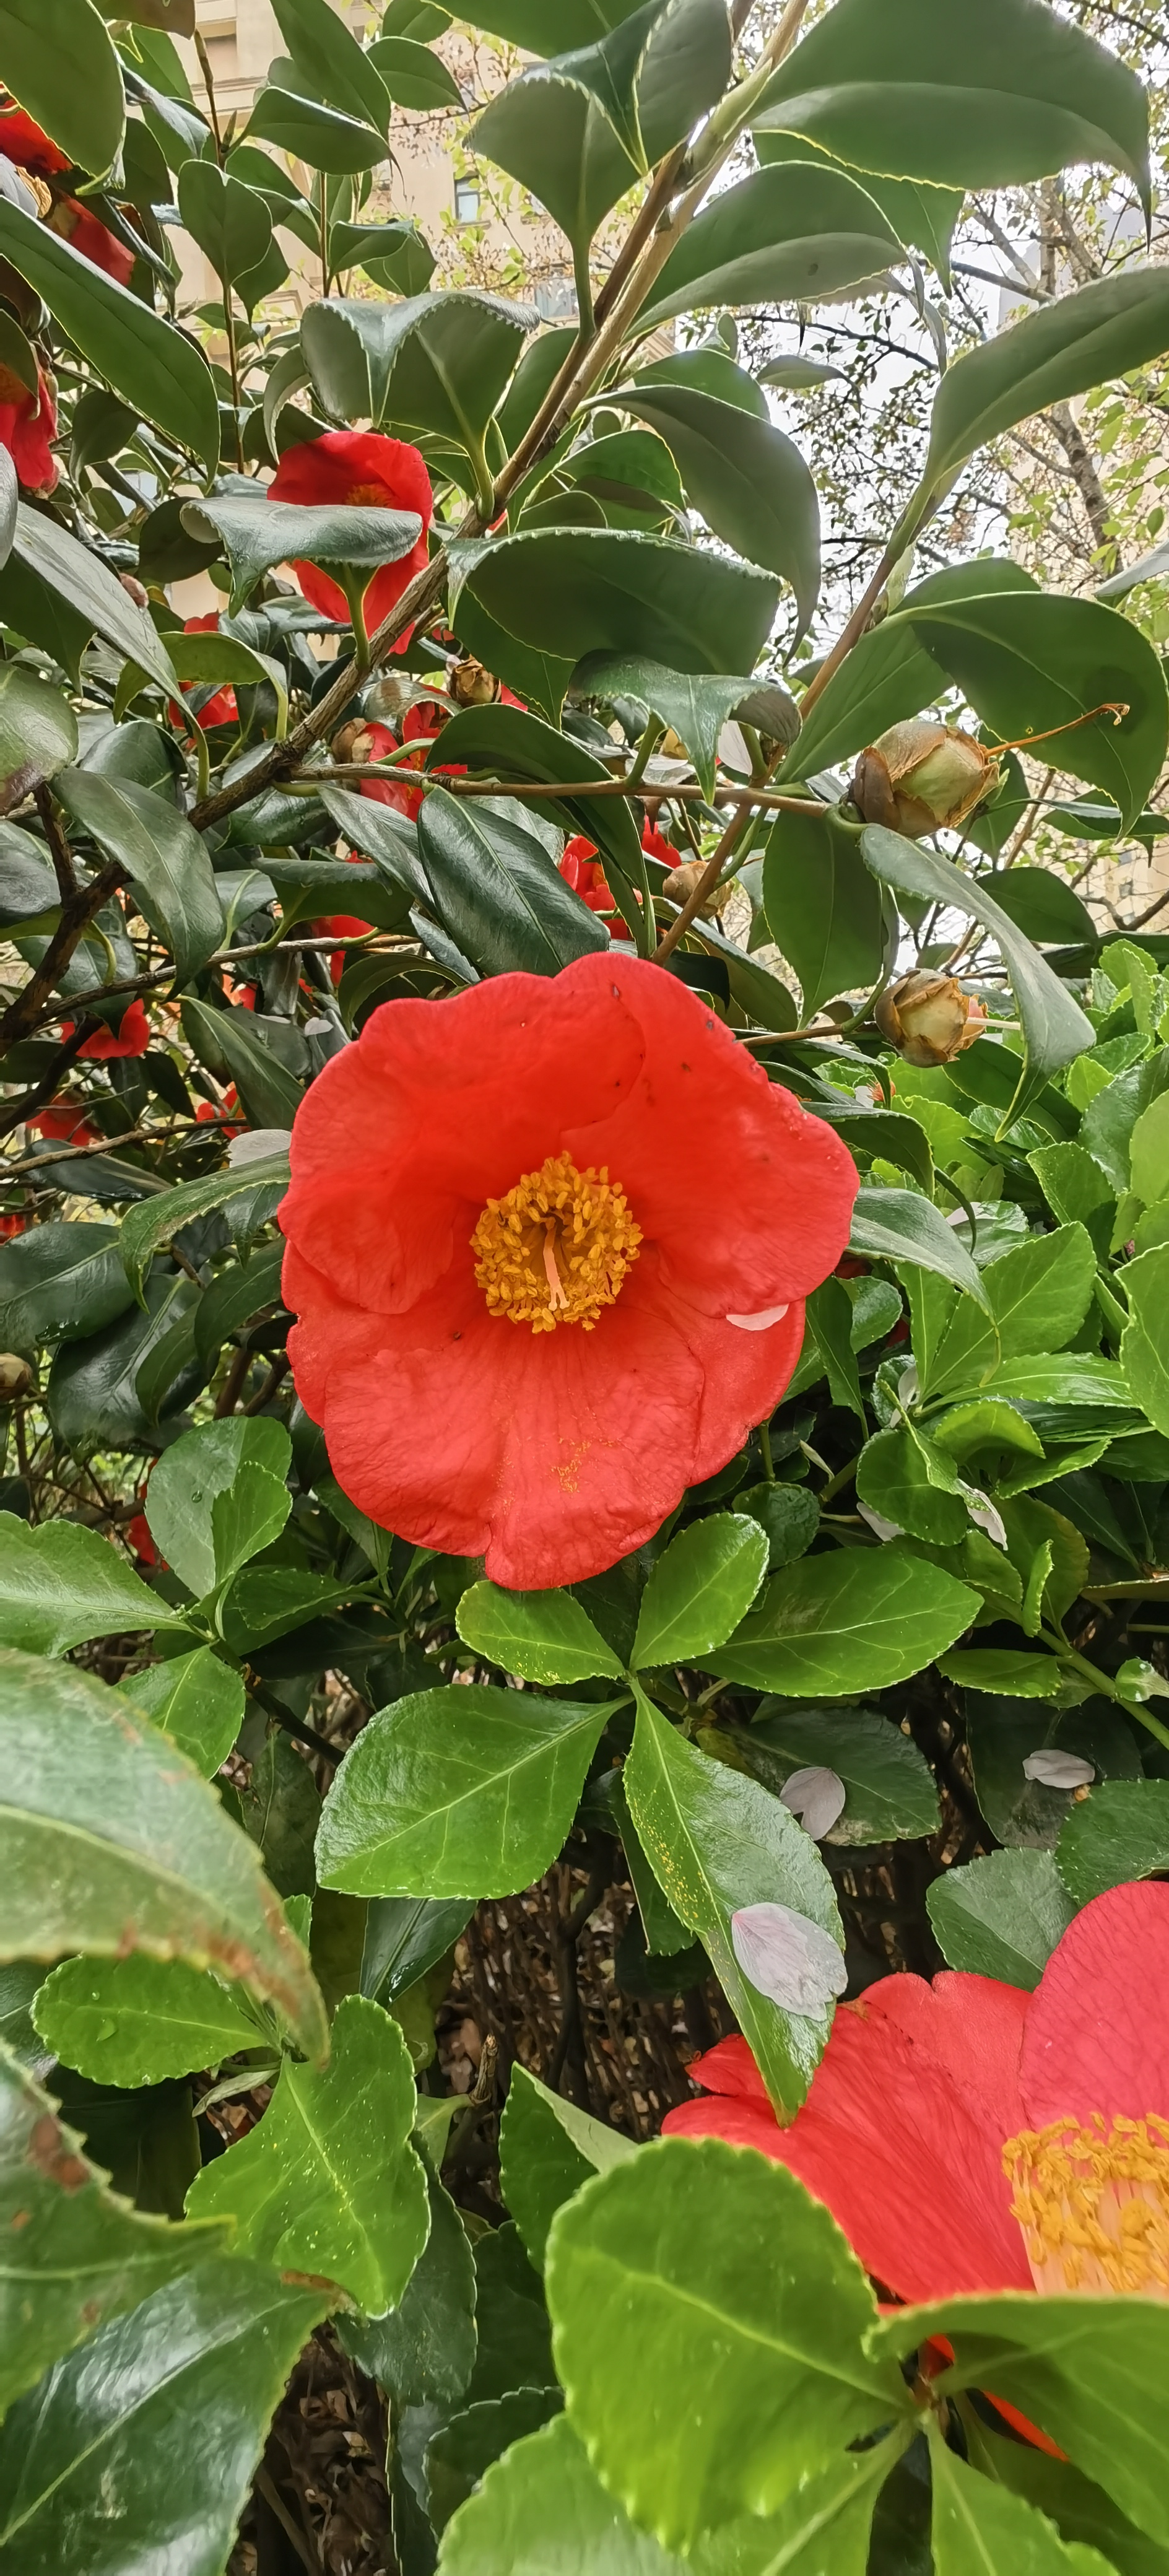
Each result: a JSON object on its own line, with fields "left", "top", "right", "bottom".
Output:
{"left": 1004, "top": 2111, "right": 1169, "bottom": 2297}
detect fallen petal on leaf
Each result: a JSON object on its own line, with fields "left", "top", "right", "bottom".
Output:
{"left": 730, "top": 1902, "right": 847, "bottom": 2016}
{"left": 779, "top": 1764, "right": 847, "bottom": 1840}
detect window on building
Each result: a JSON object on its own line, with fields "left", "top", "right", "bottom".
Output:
{"left": 453, "top": 173, "right": 480, "bottom": 223}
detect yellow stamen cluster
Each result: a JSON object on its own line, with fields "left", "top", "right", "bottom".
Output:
{"left": 471, "top": 1151, "right": 641, "bottom": 1333}
{"left": 1004, "top": 2112, "right": 1169, "bottom": 2297}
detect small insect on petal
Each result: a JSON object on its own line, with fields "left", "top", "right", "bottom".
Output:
{"left": 731, "top": 1902, "right": 848, "bottom": 2016}
{"left": 780, "top": 1765, "right": 847, "bottom": 1841}
{"left": 1022, "top": 1749, "right": 1095, "bottom": 1789}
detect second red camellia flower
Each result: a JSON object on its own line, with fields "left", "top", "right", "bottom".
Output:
{"left": 279, "top": 952, "right": 858, "bottom": 1588}
{"left": 266, "top": 430, "right": 433, "bottom": 648}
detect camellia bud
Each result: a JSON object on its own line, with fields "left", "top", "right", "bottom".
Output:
{"left": 661, "top": 858, "right": 729, "bottom": 917}
{"left": 0, "top": 1351, "right": 32, "bottom": 1398}
{"left": 851, "top": 720, "right": 997, "bottom": 838}
{"left": 875, "top": 969, "right": 988, "bottom": 1068}
{"left": 118, "top": 570, "right": 149, "bottom": 609}
{"left": 450, "top": 655, "right": 499, "bottom": 708}
{"left": 331, "top": 718, "right": 375, "bottom": 765}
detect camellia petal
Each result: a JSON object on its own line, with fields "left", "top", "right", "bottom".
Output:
{"left": 730, "top": 1902, "right": 848, "bottom": 2012}
{"left": 1020, "top": 1879, "right": 1169, "bottom": 2129}
{"left": 267, "top": 429, "right": 432, "bottom": 646}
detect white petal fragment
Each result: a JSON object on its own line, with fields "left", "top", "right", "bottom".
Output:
{"left": 780, "top": 1765, "right": 848, "bottom": 1842}
{"left": 731, "top": 1902, "right": 848, "bottom": 2017}
{"left": 963, "top": 1486, "right": 1008, "bottom": 1549}
{"left": 726, "top": 1302, "right": 791, "bottom": 1333}
{"left": 227, "top": 1127, "right": 290, "bottom": 1167}
{"left": 856, "top": 1501, "right": 904, "bottom": 1543}
{"left": 1022, "top": 1749, "right": 1095, "bottom": 1789}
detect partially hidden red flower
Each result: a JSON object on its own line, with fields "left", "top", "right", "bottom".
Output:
{"left": 61, "top": 997, "right": 150, "bottom": 1060}
{"left": 181, "top": 614, "right": 237, "bottom": 730}
{"left": 641, "top": 823, "right": 675, "bottom": 866}
{"left": 126, "top": 1512, "right": 158, "bottom": 1568}
{"left": 27, "top": 1098, "right": 98, "bottom": 1146}
{"left": 47, "top": 198, "right": 134, "bottom": 287}
{"left": 266, "top": 431, "right": 432, "bottom": 650}
{"left": 559, "top": 835, "right": 614, "bottom": 917}
{"left": 196, "top": 1083, "right": 243, "bottom": 1134}
{"left": 0, "top": 1211, "right": 28, "bottom": 1238}
{"left": 279, "top": 952, "right": 858, "bottom": 1587}
{"left": 0, "top": 99, "right": 68, "bottom": 174}
{"left": 664, "top": 1881, "right": 1169, "bottom": 2308}
{"left": 0, "top": 358, "right": 56, "bottom": 494}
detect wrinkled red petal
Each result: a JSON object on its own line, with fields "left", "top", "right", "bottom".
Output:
{"left": 1020, "top": 1881, "right": 1169, "bottom": 2127}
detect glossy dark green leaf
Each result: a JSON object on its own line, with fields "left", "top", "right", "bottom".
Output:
{"left": 11, "top": 498, "right": 180, "bottom": 694}
{"left": 962, "top": 2403, "right": 1169, "bottom": 2576}
{"left": 0, "top": 1648, "right": 327, "bottom": 2058}
{"left": 632, "top": 1513, "right": 768, "bottom": 1669}
{"left": 118, "top": 1152, "right": 289, "bottom": 1301}
{"left": 926, "top": 270, "right": 1169, "bottom": 490}
{"left": 0, "top": 1511, "right": 176, "bottom": 1655}
{"left": 341, "top": 2159, "right": 476, "bottom": 2408}
{"left": 124, "top": 1648, "right": 245, "bottom": 1777}
{"left": 571, "top": 652, "right": 796, "bottom": 800}
{"left": 32, "top": 1951, "right": 262, "bottom": 2086}
{"left": 145, "top": 1416, "right": 292, "bottom": 1601}
{"left": 713, "top": 1543, "right": 978, "bottom": 1697}
{"left": 456, "top": 1580, "right": 624, "bottom": 1684}
{"left": 0, "top": 662, "right": 75, "bottom": 798}
{"left": 622, "top": 386, "right": 820, "bottom": 633}
{"left": 0, "top": 1220, "right": 134, "bottom": 1353}
{"left": 965, "top": 1697, "right": 1141, "bottom": 1850}
{"left": 374, "top": 289, "right": 534, "bottom": 457}
{"left": 736, "top": 1481, "right": 820, "bottom": 1572}
{"left": 180, "top": 490, "right": 422, "bottom": 617}
{"left": 331, "top": 214, "right": 435, "bottom": 294}
{"left": 0, "top": 2257, "right": 329, "bottom": 2574}
{"left": 366, "top": 32, "right": 461, "bottom": 107}
{"left": 56, "top": 768, "right": 224, "bottom": 983}
{"left": 177, "top": 159, "right": 271, "bottom": 287}
{"left": 776, "top": 561, "right": 1036, "bottom": 784}
{"left": 763, "top": 805, "right": 887, "bottom": 1017}
{"left": 245, "top": 80, "right": 386, "bottom": 170}
{"left": 862, "top": 829, "right": 1095, "bottom": 1118}
{"left": 46, "top": 1271, "right": 198, "bottom": 1457}
{"left": 850, "top": 1185, "right": 990, "bottom": 1307}
{"left": 0, "top": 0, "right": 124, "bottom": 175}
{"left": 624, "top": 1689, "right": 842, "bottom": 2117}
{"left": 0, "top": 204, "right": 218, "bottom": 472}
{"left": 316, "top": 1685, "right": 622, "bottom": 1899}
{"left": 461, "top": 2221, "right": 554, "bottom": 2411}
{"left": 417, "top": 788, "right": 609, "bottom": 977}
{"left": 193, "top": 1238, "right": 285, "bottom": 1370}
{"left": 450, "top": 526, "right": 778, "bottom": 677}
{"left": 1056, "top": 1778, "right": 1169, "bottom": 1907}
{"left": 273, "top": 0, "right": 390, "bottom": 129}
{"left": 361, "top": 1897, "right": 473, "bottom": 2007}
{"left": 753, "top": 124, "right": 963, "bottom": 288}
{"left": 238, "top": 1728, "right": 319, "bottom": 1899}
{"left": 545, "top": 2139, "right": 907, "bottom": 2554}
{"left": 746, "top": 1704, "right": 939, "bottom": 1847}
{"left": 182, "top": 996, "right": 303, "bottom": 1129}
{"left": 426, "top": 2390, "right": 564, "bottom": 2535}
{"left": 757, "top": 0, "right": 1150, "bottom": 204}
{"left": 498, "top": 2063, "right": 636, "bottom": 2270}
{"left": 987, "top": 867, "right": 1098, "bottom": 951}
{"left": 188, "top": 1995, "right": 428, "bottom": 2313}
{"left": 927, "top": 1848, "right": 1075, "bottom": 1988}
{"left": 638, "top": 162, "right": 903, "bottom": 331}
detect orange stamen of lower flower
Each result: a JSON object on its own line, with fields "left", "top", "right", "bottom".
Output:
{"left": 472, "top": 1150, "right": 641, "bottom": 1333}
{"left": 1004, "top": 2112, "right": 1169, "bottom": 2297}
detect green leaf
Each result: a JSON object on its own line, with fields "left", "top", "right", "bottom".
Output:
{"left": 177, "top": 158, "right": 271, "bottom": 286}
{"left": 0, "top": 203, "right": 218, "bottom": 473}
{"left": 194, "top": 1237, "right": 285, "bottom": 1370}
{"left": 124, "top": 1648, "right": 245, "bottom": 1777}
{"left": 753, "top": 123, "right": 963, "bottom": 290}
{"left": 188, "top": 1994, "right": 428, "bottom": 2315}
{"left": 467, "top": 2222, "right": 554, "bottom": 2404}
{"left": 757, "top": 0, "right": 1150, "bottom": 205}
{"left": 499, "top": 2063, "right": 637, "bottom": 2269}
{"left": 366, "top": 32, "right": 461, "bottom": 107}
{"left": 862, "top": 830, "right": 1096, "bottom": 1118}
{"left": 545, "top": 2138, "right": 906, "bottom": 2554}
{"left": 181, "top": 490, "right": 422, "bottom": 618}
{"left": 427, "top": 2391, "right": 565, "bottom": 2536}
{"left": 0, "top": 2257, "right": 329, "bottom": 2574}
{"left": 0, "top": 1219, "right": 135, "bottom": 1354}
{"left": 571, "top": 652, "right": 796, "bottom": 801}
{"left": 632, "top": 1513, "right": 768, "bottom": 1669}
{"left": 417, "top": 788, "right": 609, "bottom": 977}
{"left": 272, "top": 0, "right": 390, "bottom": 131}
{"left": 55, "top": 768, "right": 224, "bottom": 983}
{"left": 856, "top": 1425, "right": 968, "bottom": 1545}
{"left": 438, "top": 2414, "right": 685, "bottom": 2574}
{"left": 929, "top": 2438, "right": 1100, "bottom": 2576}
{"left": 341, "top": 2158, "right": 476, "bottom": 2408}
{"left": 926, "top": 1848, "right": 1075, "bottom": 1989}
{"left": 46, "top": 1270, "right": 198, "bottom": 1458}
{"left": 0, "top": 0, "right": 125, "bottom": 175}
{"left": 713, "top": 1544, "right": 979, "bottom": 1697}
{"left": 737, "top": 1481, "right": 820, "bottom": 1572}
{"left": 938, "top": 1647, "right": 1064, "bottom": 1697}
{"left": 118, "top": 1151, "right": 289, "bottom": 1300}
{"left": 425, "top": 700, "right": 644, "bottom": 884}
{"left": 32, "top": 1952, "right": 262, "bottom": 2087}
{"left": 0, "top": 661, "right": 76, "bottom": 794}
{"left": 456, "top": 1580, "right": 624, "bottom": 1685}
{"left": 450, "top": 525, "right": 779, "bottom": 677}
{"left": 919, "top": 1222, "right": 1097, "bottom": 1403}
{"left": 360, "top": 287, "right": 532, "bottom": 459}
{"left": 619, "top": 385, "right": 820, "bottom": 637}
{"left": 745, "top": 1704, "right": 941, "bottom": 1846}
{"left": 962, "top": 2403, "right": 1169, "bottom": 2576}
{"left": 0, "top": 2042, "right": 225, "bottom": 2421}
{"left": 316, "top": 1684, "right": 622, "bottom": 1899}
{"left": 851, "top": 1183, "right": 991, "bottom": 1307}
{"left": 245, "top": 80, "right": 386, "bottom": 170}
{"left": 0, "top": 1647, "right": 327, "bottom": 2060}
{"left": 983, "top": 866, "right": 1099, "bottom": 954}
{"left": 144, "top": 1415, "right": 292, "bottom": 1600}
{"left": 1056, "top": 1778, "right": 1169, "bottom": 1907}
{"left": 926, "top": 270, "right": 1169, "bottom": 492}
{"left": 219, "top": 1565, "right": 364, "bottom": 1657}
{"left": 1120, "top": 1246, "right": 1169, "bottom": 1437}
{"left": 331, "top": 213, "right": 435, "bottom": 294}
{"left": 776, "top": 560, "right": 1035, "bottom": 784}
{"left": 871, "top": 2292, "right": 1169, "bottom": 2546}
{"left": 638, "top": 162, "right": 903, "bottom": 331}
{"left": 624, "top": 1690, "right": 842, "bottom": 2118}
{"left": 0, "top": 1511, "right": 180, "bottom": 1655}
{"left": 361, "top": 1896, "right": 473, "bottom": 2006}
{"left": 764, "top": 806, "right": 889, "bottom": 1019}
{"left": 11, "top": 498, "right": 180, "bottom": 694}
{"left": 182, "top": 995, "right": 303, "bottom": 1129}
{"left": 965, "top": 1697, "right": 1141, "bottom": 1850}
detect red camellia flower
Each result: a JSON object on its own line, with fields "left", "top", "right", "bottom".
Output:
{"left": 558, "top": 834, "right": 615, "bottom": 918}
{"left": 0, "top": 359, "right": 56, "bottom": 494}
{"left": 266, "top": 432, "right": 432, "bottom": 648}
{"left": 195, "top": 1083, "right": 244, "bottom": 1135}
{"left": 27, "top": 1098, "right": 98, "bottom": 1146}
{"left": 61, "top": 997, "right": 150, "bottom": 1060}
{"left": 0, "top": 99, "right": 68, "bottom": 174}
{"left": 47, "top": 198, "right": 134, "bottom": 287}
{"left": 664, "top": 1881, "right": 1169, "bottom": 2307}
{"left": 280, "top": 952, "right": 858, "bottom": 1587}
{"left": 181, "top": 614, "right": 237, "bottom": 731}
{"left": 0, "top": 1211, "right": 28, "bottom": 1238}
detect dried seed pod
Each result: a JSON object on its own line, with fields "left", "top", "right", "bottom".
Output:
{"left": 875, "top": 969, "right": 987, "bottom": 1068}
{"left": 851, "top": 719, "right": 998, "bottom": 838}
{"left": 450, "top": 655, "right": 500, "bottom": 708}
{"left": 661, "top": 858, "right": 729, "bottom": 917}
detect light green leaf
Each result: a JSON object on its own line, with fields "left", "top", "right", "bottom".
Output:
{"left": 177, "top": 158, "right": 271, "bottom": 286}
{"left": 937, "top": 1647, "right": 1065, "bottom": 1697}
{"left": 437, "top": 2414, "right": 685, "bottom": 2575}
{"left": 856, "top": 1425, "right": 968, "bottom": 1546}
{"left": 745, "top": 1704, "right": 940, "bottom": 1847}
{"left": 0, "top": 0, "right": 124, "bottom": 176}
{"left": 624, "top": 1690, "right": 842, "bottom": 2117}
{"left": 0, "top": 1648, "right": 327, "bottom": 2061}
{"left": 612, "top": 384, "right": 820, "bottom": 636}
{"left": 341, "top": 2158, "right": 476, "bottom": 2409}
{"left": 55, "top": 767, "right": 224, "bottom": 983}
{"left": 144, "top": 1415, "right": 292, "bottom": 1601}
{"left": 921, "top": 1222, "right": 1097, "bottom": 1403}
{"left": 180, "top": 489, "right": 422, "bottom": 618}
{"left": 926, "top": 271, "right": 1169, "bottom": 489}
{"left": 118, "top": 1152, "right": 289, "bottom": 1300}
{"left": 499, "top": 2062, "right": 637, "bottom": 2270}
{"left": 31, "top": 1952, "right": 263, "bottom": 2087}
{"left": 1120, "top": 1246, "right": 1169, "bottom": 1437}
{"left": 0, "top": 206, "right": 218, "bottom": 473}
{"left": 0, "top": 2258, "right": 330, "bottom": 2574}
{"left": 449, "top": 525, "right": 778, "bottom": 677}
{"left": 188, "top": 1994, "right": 428, "bottom": 2316}
{"left": 0, "top": 2042, "right": 227, "bottom": 2421}
{"left": 638, "top": 162, "right": 903, "bottom": 331}
{"left": 714, "top": 1544, "right": 978, "bottom": 1697}
{"left": 1056, "top": 1778, "right": 1169, "bottom": 1907}
{"left": 456, "top": 1580, "right": 624, "bottom": 1685}
{"left": 927, "top": 1848, "right": 1075, "bottom": 1989}
{"left": 316, "top": 1685, "right": 622, "bottom": 1899}
{"left": 545, "top": 2138, "right": 907, "bottom": 2554}
{"left": 929, "top": 2435, "right": 1104, "bottom": 2576}
{"left": 851, "top": 1183, "right": 991, "bottom": 1307}
{"left": 632, "top": 1513, "right": 768, "bottom": 1669}
{"left": 366, "top": 32, "right": 462, "bottom": 108}
{"left": 123, "top": 1648, "right": 246, "bottom": 1776}
{"left": 0, "top": 1512, "right": 180, "bottom": 1656}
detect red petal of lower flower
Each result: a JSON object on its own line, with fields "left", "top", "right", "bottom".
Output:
{"left": 1020, "top": 1880, "right": 1169, "bottom": 2126}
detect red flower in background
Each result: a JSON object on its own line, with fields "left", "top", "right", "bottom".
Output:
{"left": 27, "top": 1099, "right": 98, "bottom": 1146}
{"left": 266, "top": 432, "right": 432, "bottom": 649}
{"left": 0, "top": 1212, "right": 28, "bottom": 1238}
{"left": 196, "top": 1084, "right": 244, "bottom": 1135}
{"left": 664, "top": 1881, "right": 1169, "bottom": 2308}
{"left": 641, "top": 823, "right": 675, "bottom": 866}
{"left": 126, "top": 1512, "right": 159, "bottom": 1569}
{"left": 47, "top": 198, "right": 134, "bottom": 287}
{"left": 0, "top": 359, "right": 56, "bottom": 494}
{"left": 280, "top": 952, "right": 857, "bottom": 1588}
{"left": 0, "top": 101, "right": 68, "bottom": 174}
{"left": 61, "top": 998, "right": 150, "bottom": 1060}
{"left": 181, "top": 614, "right": 237, "bottom": 730}
{"left": 559, "top": 835, "right": 615, "bottom": 917}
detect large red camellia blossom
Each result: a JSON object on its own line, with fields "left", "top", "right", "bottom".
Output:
{"left": 266, "top": 431, "right": 432, "bottom": 646}
{"left": 280, "top": 952, "right": 857, "bottom": 1587}
{"left": 665, "top": 1881, "right": 1169, "bottom": 2307}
